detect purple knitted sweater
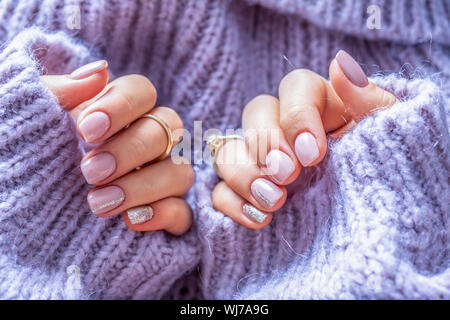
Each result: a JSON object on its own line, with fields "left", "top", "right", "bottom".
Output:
{"left": 0, "top": 0, "right": 449, "bottom": 299}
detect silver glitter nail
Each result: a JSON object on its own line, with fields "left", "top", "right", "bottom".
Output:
{"left": 127, "top": 206, "right": 154, "bottom": 225}
{"left": 243, "top": 203, "right": 269, "bottom": 223}
{"left": 251, "top": 185, "right": 274, "bottom": 208}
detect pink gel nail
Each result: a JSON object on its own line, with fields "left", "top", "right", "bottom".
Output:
{"left": 335, "top": 50, "right": 369, "bottom": 88}
{"left": 78, "top": 111, "right": 110, "bottom": 142}
{"left": 87, "top": 186, "right": 125, "bottom": 215}
{"left": 70, "top": 60, "right": 108, "bottom": 80}
{"left": 250, "top": 178, "right": 283, "bottom": 209}
{"left": 81, "top": 152, "right": 116, "bottom": 185}
{"left": 294, "top": 132, "right": 319, "bottom": 167}
{"left": 265, "top": 150, "right": 295, "bottom": 184}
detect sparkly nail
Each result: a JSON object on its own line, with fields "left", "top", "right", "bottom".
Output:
{"left": 127, "top": 206, "right": 154, "bottom": 224}
{"left": 87, "top": 186, "right": 125, "bottom": 215}
{"left": 243, "top": 203, "right": 269, "bottom": 223}
{"left": 250, "top": 178, "right": 283, "bottom": 209}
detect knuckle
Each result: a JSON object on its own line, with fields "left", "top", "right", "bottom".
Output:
{"left": 212, "top": 182, "right": 227, "bottom": 209}
{"left": 115, "top": 90, "right": 135, "bottom": 115}
{"left": 279, "top": 68, "right": 324, "bottom": 96}
{"left": 244, "top": 129, "right": 259, "bottom": 146}
{"left": 128, "top": 134, "right": 150, "bottom": 159}
{"left": 164, "top": 198, "right": 183, "bottom": 216}
{"left": 282, "top": 68, "right": 315, "bottom": 83}
{"left": 174, "top": 159, "right": 195, "bottom": 190}
{"left": 243, "top": 94, "right": 277, "bottom": 116}
{"left": 155, "top": 106, "right": 183, "bottom": 130}
{"left": 280, "top": 105, "right": 309, "bottom": 130}
{"left": 127, "top": 74, "right": 157, "bottom": 104}
{"left": 226, "top": 167, "right": 244, "bottom": 189}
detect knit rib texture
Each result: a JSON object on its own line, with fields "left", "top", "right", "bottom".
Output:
{"left": 0, "top": 0, "right": 448, "bottom": 299}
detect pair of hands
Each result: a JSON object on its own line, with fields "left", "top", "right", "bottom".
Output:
{"left": 42, "top": 50, "right": 396, "bottom": 233}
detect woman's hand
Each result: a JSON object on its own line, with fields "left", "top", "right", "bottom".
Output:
{"left": 211, "top": 50, "right": 397, "bottom": 229}
{"left": 42, "top": 61, "right": 194, "bottom": 234}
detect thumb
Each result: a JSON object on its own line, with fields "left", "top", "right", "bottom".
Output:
{"left": 330, "top": 50, "right": 396, "bottom": 123}
{"left": 41, "top": 60, "right": 109, "bottom": 111}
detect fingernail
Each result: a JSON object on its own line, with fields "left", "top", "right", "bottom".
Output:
{"left": 295, "top": 132, "right": 319, "bottom": 166}
{"left": 265, "top": 150, "right": 295, "bottom": 184}
{"left": 70, "top": 60, "right": 108, "bottom": 80}
{"left": 335, "top": 50, "right": 369, "bottom": 88}
{"left": 243, "top": 203, "right": 269, "bottom": 223}
{"left": 79, "top": 111, "right": 110, "bottom": 142}
{"left": 81, "top": 152, "right": 116, "bottom": 185}
{"left": 250, "top": 178, "right": 283, "bottom": 209}
{"left": 127, "top": 206, "right": 154, "bottom": 225}
{"left": 88, "top": 186, "right": 125, "bottom": 215}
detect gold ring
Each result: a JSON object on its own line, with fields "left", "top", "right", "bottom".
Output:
{"left": 135, "top": 113, "right": 173, "bottom": 170}
{"left": 206, "top": 134, "right": 245, "bottom": 178}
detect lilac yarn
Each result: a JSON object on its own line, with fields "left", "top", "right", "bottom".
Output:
{"left": 0, "top": 0, "right": 449, "bottom": 299}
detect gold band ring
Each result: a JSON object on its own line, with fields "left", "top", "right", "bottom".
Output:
{"left": 206, "top": 134, "right": 245, "bottom": 178}
{"left": 135, "top": 113, "right": 173, "bottom": 170}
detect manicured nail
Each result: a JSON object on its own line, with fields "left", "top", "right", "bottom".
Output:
{"left": 265, "top": 150, "right": 295, "bottom": 184}
{"left": 250, "top": 178, "right": 283, "bottom": 209}
{"left": 88, "top": 186, "right": 125, "bottom": 215}
{"left": 79, "top": 111, "right": 110, "bottom": 142}
{"left": 243, "top": 203, "right": 269, "bottom": 223}
{"left": 81, "top": 152, "right": 116, "bottom": 185}
{"left": 70, "top": 60, "right": 108, "bottom": 80}
{"left": 127, "top": 206, "right": 154, "bottom": 225}
{"left": 335, "top": 50, "right": 369, "bottom": 88}
{"left": 295, "top": 132, "right": 319, "bottom": 167}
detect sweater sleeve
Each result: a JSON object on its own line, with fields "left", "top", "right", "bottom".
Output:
{"left": 0, "top": 28, "right": 200, "bottom": 299}
{"left": 193, "top": 75, "right": 450, "bottom": 299}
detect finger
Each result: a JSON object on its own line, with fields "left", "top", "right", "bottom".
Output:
{"left": 215, "top": 137, "right": 287, "bottom": 212}
{"left": 212, "top": 181, "right": 273, "bottom": 229}
{"left": 76, "top": 74, "right": 157, "bottom": 143}
{"left": 87, "top": 157, "right": 194, "bottom": 217}
{"left": 80, "top": 107, "right": 183, "bottom": 185}
{"left": 278, "top": 69, "right": 348, "bottom": 167}
{"left": 123, "top": 197, "right": 192, "bottom": 235}
{"left": 330, "top": 50, "right": 397, "bottom": 122}
{"left": 41, "top": 60, "right": 109, "bottom": 110}
{"left": 242, "top": 95, "right": 300, "bottom": 185}
{"left": 328, "top": 119, "right": 357, "bottom": 140}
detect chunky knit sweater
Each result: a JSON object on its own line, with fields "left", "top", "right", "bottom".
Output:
{"left": 0, "top": 0, "right": 449, "bottom": 299}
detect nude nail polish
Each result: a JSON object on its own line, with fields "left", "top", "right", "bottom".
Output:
{"left": 250, "top": 178, "right": 283, "bottom": 209}
{"left": 127, "top": 206, "right": 154, "bottom": 224}
{"left": 295, "top": 132, "right": 319, "bottom": 167}
{"left": 81, "top": 152, "right": 116, "bottom": 185}
{"left": 88, "top": 186, "right": 125, "bottom": 215}
{"left": 335, "top": 50, "right": 369, "bottom": 88}
{"left": 70, "top": 60, "right": 108, "bottom": 80}
{"left": 265, "top": 150, "right": 295, "bottom": 184}
{"left": 243, "top": 203, "right": 269, "bottom": 223}
{"left": 79, "top": 111, "right": 110, "bottom": 142}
